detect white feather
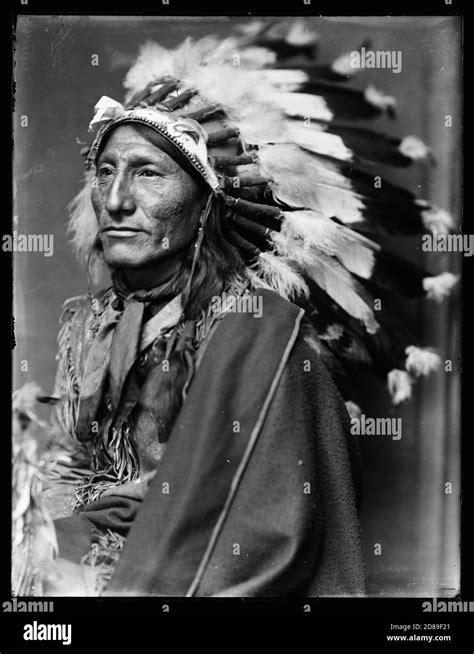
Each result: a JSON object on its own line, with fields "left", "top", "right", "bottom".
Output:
{"left": 251, "top": 115, "right": 353, "bottom": 164}
{"left": 273, "top": 92, "right": 333, "bottom": 121}
{"left": 423, "top": 272, "right": 459, "bottom": 302}
{"left": 304, "top": 332, "right": 323, "bottom": 354}
{"left": 364, "top": 85, "right": 396, "bottom": 112}
{"left": 387, "top": 369, "right": 413, "bottom": 405}
{"left": 420, "top": 204, "right": 454, "bottom": 235}
{"left": 258, "top": 69, "right": 309, "bottom": 91}
{"left": 181, "top": 65, "right": 286, "bottom": 144}
{"left": 258, "top": 144, "right": 365, "bottom": 223}
{"left": 67, "top": 171, "right": 98, "bottom": 266}
{"left": 254, "top": 252, "right": 309, "bottom": 300}
{"left": 332, "top": 51, "right": 362, "bottom": 77}
{"left": 246, "top": 268, "right": 275, "bottom": 293}
{"left": 321, "top": 324, "right": 345, "bottom": 340}
{"left": 236, "top": 106, "right": 287, "bottom": 145}
{"left": 286, "top": 19, "right": 318, "bottom": 46}
{"left": 345, "top": 400, "right": 362, "bottom": 420}
{"left": 235, "top": 20, "right": 267, "bottom": 38}
{"left": 399, "top": 136, "right": 431, "bottom": 161}
{"left": 124, "top": 41, "right": 175, "bottom": 100}
{"left": 237, "top": 46, "right": 277, "bottom": 69}
{"left": 124, "top": 37, "right": 275, "bottom": 103}
{"left": 404, "top": 346, "right": 440, "bottom": 377}
{"left": 275, "top": 210, "right": 377, "bottom": 279}
{"left": 285, "top": 121, "right": 353, "bottom": 160}
{"left": 305, "top": 253, "right": 379, "bottom": 333}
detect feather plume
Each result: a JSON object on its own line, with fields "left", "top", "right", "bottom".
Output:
{"left": 399, "top": 135, "right": 431, "bottom": 161}
{"left": 246, "top": 267, "right": 275, "bottom": 293}
{"left": 182, "top": 65, "right": 287, "bottom": 144}
{"left": 422, "top": 272, "right": 459, "bottom": 302}
{"left": 260, "top": 144, "right": 448, "bottom": 235}
{"left": 67, "top": 170, "right": 98, "bottom": 266}
{"left": 304, "top": 253, "right": 379, "bottom": 333}
{"left": 258, "top": 68, "right": 309, "bottom": 91}
{"left": 274, "top": 91, "right": 334, "bottom": 121}
{"left": 420, "top": 205, "right": 454, "bottom": 235}
{"left": 297, "top": 120, "right": 429, "bottom": 167}
{"left": 285, "top": 19, "right": 318, "bottom": 47}
{"left": 331, "top": 51, "right": 362, "bottom": 78}
{"left": 276, "top": 210, "right": 377, "bottom": 279}
{"left": 285, "top": 121, "right": 353, "bottom": 160}
{"left": 254, "top": 251, "right": 309, "bottom": 300}
{"left": 123, "top": 42, "right": 175, "bottom": 99}
{"left": 364, "top": 85, "right": 396, "bottom": 115}
{"left": 345, "top": 400, "right": 362, "bottom": 420}
{"left": 404, "top": 346, "right": 441, "bottom": 377}
{"left": 259, "top": 144, "right": 384, "bottom": 229}
{"left": 297, "top": 81, "right": 396, "bottom": 120}
{"left": 387, "top": 369, "right": 413, "bottom": 405}
{"left": 327, "top": 40, "right": 373, "bottom": 80}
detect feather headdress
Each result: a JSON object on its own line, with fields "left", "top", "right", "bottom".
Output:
{"left": 70, "top": 20, "right": 458, "bottom": 408}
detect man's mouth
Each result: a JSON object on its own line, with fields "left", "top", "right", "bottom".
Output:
{"left": 101, "top": 227, "right": 147, "bottom": 238}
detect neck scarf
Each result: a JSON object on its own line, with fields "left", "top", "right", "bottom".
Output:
{"left": 75, "top": 269, "right": 182, "bottom": 442}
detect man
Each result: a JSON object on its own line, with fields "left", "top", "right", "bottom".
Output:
{"left": 33, "top": 28, "right": 454, "bottom": 597}
{"left": 42, "top": 112, "right": 364, "bottom": 596}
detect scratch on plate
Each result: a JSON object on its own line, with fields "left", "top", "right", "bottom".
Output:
{"left": 51, "top": 21, "right": 72, "bottom": 55}
{"left": 24, "top": 264, "right": 65, "bottom": 295}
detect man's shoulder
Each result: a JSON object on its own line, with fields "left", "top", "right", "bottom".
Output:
{"left": 59, "top": 287, "right": 113, "bottom": 325}
{"left": 59, "top": 295, "right": 89, "bottom": 324}
{"left": 56, "top": 288, "right": 114, "bottom": 358}
{"left": 215, "top": 286, "right": 303, "bottom": 325}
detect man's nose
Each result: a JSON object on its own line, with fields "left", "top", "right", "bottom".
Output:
{"left": 105, "top": 173, "right": 136, "bottom": 216}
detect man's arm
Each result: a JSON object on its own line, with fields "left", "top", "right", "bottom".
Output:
{"left": 42, "top": 296, "right": 94, "bottom": 519}
{"left": 195, "top": 330, "right": 365, "bottom": 597}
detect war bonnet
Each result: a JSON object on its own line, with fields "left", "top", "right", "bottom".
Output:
{"left": 69, "top": 23, "right": 459, "bottom": 409}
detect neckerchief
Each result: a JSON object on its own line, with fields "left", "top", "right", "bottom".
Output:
{"left": 75, "top": 270, "right": 182, "bottom": 442}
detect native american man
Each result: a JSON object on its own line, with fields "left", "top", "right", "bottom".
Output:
{"left": 39, "top": 113, "right": 365, "bottom": 596}
{"left": 34, "top": 29, "right": 455, "bottom": 596}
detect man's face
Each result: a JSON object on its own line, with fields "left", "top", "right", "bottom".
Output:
{"left": 91, "top": 124, "right": 204, "bottom": 270}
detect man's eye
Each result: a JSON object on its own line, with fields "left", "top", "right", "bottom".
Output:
{"left": 138, "top": 169, "right": 159, "bottom": 178}
{"left": 98, "top": 166, "right": 114, "bottom": 177}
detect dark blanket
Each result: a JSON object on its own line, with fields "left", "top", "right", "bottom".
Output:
{"left": 55, "top": 289, "right": 365, "bottom": 596}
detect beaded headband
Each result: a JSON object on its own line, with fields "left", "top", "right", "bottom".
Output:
{"left": 86, "top": 96, "right": 220, "bottom": 192}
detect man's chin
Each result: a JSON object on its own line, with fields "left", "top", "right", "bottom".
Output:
{"left": 103, "top": 245, "right": 157, "bottom": 270}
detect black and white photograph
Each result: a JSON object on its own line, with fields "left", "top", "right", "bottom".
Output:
{"left": 4, "top": 4, "right": 469, "bottom": 650}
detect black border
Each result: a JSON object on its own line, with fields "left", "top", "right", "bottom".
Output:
{"left": 10, "top": 0, "right": 464, "bottom": 16}
{"left": 3, "top": 2, "right": 470, "bottom": 650}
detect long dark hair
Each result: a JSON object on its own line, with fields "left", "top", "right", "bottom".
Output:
{"left": 178, "top": 192, "right": 247, "bottom": 319}
{"left": 138, "top": 192, "right": 247, "bottom": 439}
